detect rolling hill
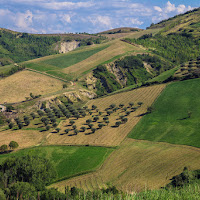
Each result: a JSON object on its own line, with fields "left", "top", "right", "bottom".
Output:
{"left": 0, "top": 7, "right": 200, "bottom": 198}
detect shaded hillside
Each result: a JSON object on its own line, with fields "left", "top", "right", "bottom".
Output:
{"left": 93, "top": 54, "right": 172, "bottom": 96}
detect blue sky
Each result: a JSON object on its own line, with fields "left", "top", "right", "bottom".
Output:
{"left": 0, "top": 0, "right": 199, "bottom": 34}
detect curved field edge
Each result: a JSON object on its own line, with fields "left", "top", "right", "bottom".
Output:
{"left": 0, "top": 145, "right": 113, "bottom": 182}
{"left": 49, "top": 138, "right": 200, "bottom": 193}
{"left": 129, "top": 78, "right": 200, "bottom": 148}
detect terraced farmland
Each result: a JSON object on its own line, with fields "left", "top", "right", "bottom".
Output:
{"left": 0, "top": 70, "right": 64, "bottom": 103}
{"left": 50, "top": 138, "right": 200, "bottom": 193}
{"left": 46, "top": 84, "right": 166, "bottom": 147}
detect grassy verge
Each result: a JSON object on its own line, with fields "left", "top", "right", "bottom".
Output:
{"left": 0, "top": 146, "right": 113, "bottom": 181}
{"left": 129, "top": 78, "right": 200, "bottom": 147}
{"left": 149, "top": 66, "right": 179, "bottom": 83}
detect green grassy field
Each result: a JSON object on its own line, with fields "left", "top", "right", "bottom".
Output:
{"left": 39, "top": 45, "right": 109, "bottom": 69}
{"left": 129, "top": 78, "right": 200, "bottom": 148}
{"left": 0, "top": 146, "right": 113, "bottom": 181}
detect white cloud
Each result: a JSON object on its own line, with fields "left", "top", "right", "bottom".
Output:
{"left": 60, "top": 14, "right": 73, "bottom": 24}
{"left": 40, "top": 1, "right": 94, "bottom": 10}
{"left": 126, "top": 18, "right": 143, "bottom": 26}
{"left": 152, "top": 1, "right": 193, "bottom": 24}
{"left": 89, "top": 15, "right": 112, "bottom": 27}
{"left": 165, "top": 1, "right": 176, "bottom": 13}
{"left": 154, "top": 6, "right": 162, "bottom": 12}
{"left": 16, "top": 10, "right": 33, "bottom": 29}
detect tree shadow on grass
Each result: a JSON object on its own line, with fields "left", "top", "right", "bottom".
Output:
{"left": 0, "top": 150, "right": 13, "bottom": 155}
{"left": 177, "top": 117, "right": 190, "bottom": 120}
{"left": 136, "top": 112, "right": 148, "bottom": 117}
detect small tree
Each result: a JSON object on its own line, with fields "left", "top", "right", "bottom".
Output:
{"left": 188, "top": 110, "right": 192, "bottom": 118}
{"left": 9, "top": 141, "right": 19, "bottom": 150}
{"left": 55, "top": 128, "right": 60, "bottom": 133}
{"left": 123, "top": 107, "right": 127, "bottom": 112}
{"left": 119, "top": 103, "right": 124, "bottom": 108}
{"left": 98, "top": 124, "right": 104, "bottom": 129}
{"left": 6, "top": 119, "right": 11, "bottom": 124}
{"left": 69, "top": 120, "right": 75, "bottom": 126}
{"left": 18, "top": 122, "right": 23, "bottom": 129}
{"left": 125, "top": 111, "right": 131, "bottom": 116}
{"left": 91, "top": 128, "right": 96, "bottom": 133}
{"left": 80, "top": 127, "right": 86, "bottom": 132}
{"left": 0, "top": 144, "right": 8, "bottom": 153}
{"left": 37, "top": 110, "right": 44, "bottom": 117}
{"left": 121, "top": 118, "right": 128, "bottom": 124}
{"left": 93, "top": 116, "right": 99, "bottom": 122}
{"left": 110, "top": 104, "right": 116, "bottom": 109}
{"left": 115, "top": 121, "right": 121, "bottom": 127}
{"left": 24, "top": 119, "right": 30, "bottom": 126}
{"left": 72, "top": 125, "right": 77, "bottom": 130}
{"left": 88, "top": 124, "right": 94, "bottom": 129}
{"left": 92, "top": 105, "right": 97, "bottom": 110}
{"left": 137, "top": 102, "right": 143, "bottom": 106}
{"left": 74, "top": 129, "right": 79, "bottom": 135}
{"left": 46, "top": 125, "right": 50, "bottom": 131}
{"left": 129, "top": 102, "right": 134, "bottom": 107}
{"left": 8, "top": 123, "right": 14, "bottom": 129}
{"left": 53, "top": 123, "right": 58, "bottom": 128}
{"left": 65, "top": 129, "right": 70, "bottom": 134}
{"left": 105, "top": 120, "right": 109, "bottom": 125}
{"left": 86, "top": 119, "right": 92, "bottom": 124}
{"left": 107, "top": 111, "right": 112, "bottom": 116}
{"left": 30, "top": 113, "right": 36, "bottom": 119}
{"left": 103, "top": 116, "right": 108, "bottom": 121}
{"left": 147, "top": 106, "right": 153, "bottom": 114}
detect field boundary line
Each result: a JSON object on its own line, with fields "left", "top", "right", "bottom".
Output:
{"left": 25, "top": 68, "right": 68, "bottom": 82}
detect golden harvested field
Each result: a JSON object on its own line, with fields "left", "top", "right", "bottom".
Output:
{"left": 46, "top": 84, "right": 166, "bottom": 147}
{"left": 62, "top": 40, "right": 145, "bottom": 76}
{"left": 51, "top": 138, "right": 200, "bottom": 193}
{"left": 0, "top": 70, "right": 64, "bottom": 103}
{"left": 0, "top": 129, "right": 48, "bottom": 149}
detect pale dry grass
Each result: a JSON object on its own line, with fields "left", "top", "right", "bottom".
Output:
{"left": 0, "top": 70, "right": 64, "bottom": 103}
{"left": 51, "top": 138, "right": 200, "bottom": 193}
{"left": 46, "top": 84, "right": 166, "bottom": 147}
{"left": 0, "top": 129, "right": 48, "bottom": 149}
{"left": 62, "top": 40, "right": 144, "bottom": 76}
